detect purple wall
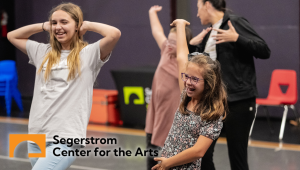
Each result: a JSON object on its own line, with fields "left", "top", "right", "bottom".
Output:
{"left": 14, "top": 0, "right": 171, "bottom": 96}
{"left": 189, "top": 0, "right": 299, "bottom": 117}
{"left": 13, "top": 0, "right": 300, "bottom": 117}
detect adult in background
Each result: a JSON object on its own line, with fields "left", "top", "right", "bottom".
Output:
{"left": 189, "top": 0, "right": 270, "bottom": 169}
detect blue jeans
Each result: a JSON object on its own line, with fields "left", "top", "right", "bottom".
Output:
{"left": 27, "top": 142, "right": 80, "bottom": 170}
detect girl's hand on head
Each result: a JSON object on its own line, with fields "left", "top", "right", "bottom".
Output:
{"left": 79, "top": 21, "right": 89, "bottom": 37}
{"left": 211, "top": 20, "right": 239, "bottom": 44}
{"left": 189, "top": 27, "right": 212, "bottom": 45}
{"left": 149, "top": 5, "right": 162, "bottom": 13}
{"left": 43, "top": 21, "right": 50, "bottom": 32}
{"left": 170, "top": 19, "right": 190, "bottom": 27}
{"left": 151, "top": 157, "right": 169, "bottom": 170}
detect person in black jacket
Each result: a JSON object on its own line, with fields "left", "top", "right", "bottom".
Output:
{"left": 189, "top": 0, "right": 271, "bottom": 170}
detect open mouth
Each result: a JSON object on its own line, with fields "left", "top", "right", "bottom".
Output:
{"left": 187, "top": 87, "right": 195, "bottom": 92}
{"left": 56, "top": 32, "right": 66, "bottom": 38}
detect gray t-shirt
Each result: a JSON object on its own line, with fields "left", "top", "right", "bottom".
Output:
{"left": 26, "top": 40, "right": 110, "bottom": 146}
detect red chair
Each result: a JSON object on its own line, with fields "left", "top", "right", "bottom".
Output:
{"left": 249, "top": 69, "right": 299, "bottom": 141}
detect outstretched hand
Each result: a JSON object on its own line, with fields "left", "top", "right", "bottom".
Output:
{"left": 149, "top": 5, "right": 162, "bottom": 13}
{"left": 211, "top": 20, "right": 239, "bottom": 44}
{"left": 170, "top": 19, "right": 190, "bottom": 27}
{"left": 151, "top": 157, "right": 169, "bottom": 170}
{"left": 189, "top": 27, "right": 212, "bottom": 45}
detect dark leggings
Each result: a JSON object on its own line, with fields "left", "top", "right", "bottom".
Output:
{"left": 146, "top": 133, "right": 161, "bottom": 170}
{"left": 202, "top": 97, "right": 256, "bottom": 170}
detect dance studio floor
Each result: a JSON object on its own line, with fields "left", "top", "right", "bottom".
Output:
{"left": 1, "top": 98, "right": 300, "bottom": 170}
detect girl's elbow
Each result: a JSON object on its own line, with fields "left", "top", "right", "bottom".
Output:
{"left": 197, "top": 152, "right": 205, "bottom": 158}
{"left": 114, "top": 29, "right": 121, "bottom": 39}
{"left": 7, "top": 32, "right": 13, "bottom": 42}
{"left": 195, "top": 149, "right": 206, "bottom": 158}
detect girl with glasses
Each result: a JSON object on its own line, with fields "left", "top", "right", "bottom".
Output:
{"left": 7, "top": 2, "right": 120, "bottom": 170}
{"left": 152, "top": 19, "right": 227, "bottom": 170}
{"left": 145, "top": 5, "right": 193, "bottom": 170}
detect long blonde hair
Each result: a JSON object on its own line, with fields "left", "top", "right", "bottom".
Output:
{"left": 38, "top": 2, "right": 88, "bottom": 81}
{"left": 179, "top": 54, "right": 227, "bottom": 121}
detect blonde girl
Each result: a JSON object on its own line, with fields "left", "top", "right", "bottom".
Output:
{"left": 7, "top": 2, "right": 121, "bottom": 170}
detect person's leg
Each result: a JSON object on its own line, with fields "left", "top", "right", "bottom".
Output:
{"left": 225, "top": 97, "right": 255, "bottom": 170}
{"left": 201, "top": 138, "right": 218, "bottom": 170}
{"left": 27, "top": 142, "right": 40, "bottom": 167}
{"left": 146, "top": 133, "right": 161, "bottom": 170}
{"left": 32, "top": 142, "right": 80, "bottom": 170}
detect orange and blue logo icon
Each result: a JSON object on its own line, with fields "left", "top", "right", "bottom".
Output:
{"left": 9, "top": 134, "right": 46, "bottom": 158}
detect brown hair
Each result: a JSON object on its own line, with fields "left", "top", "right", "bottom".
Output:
{"left": 170, "top": 26, "right": 193, "bottom": 46}
{"left": 202, "top": 0, "right": 226, "bottom": 12}
{"left": 179, "top": 54, "right": 227, "bottom": 121}
{"left": 38, "top": 2, "right": 88, "bottom": 81}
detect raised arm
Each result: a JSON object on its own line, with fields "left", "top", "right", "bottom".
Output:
{"left": 189, "top": 27, "right": 212, "bottom": 45}
{"left": 149, "top": 5, "right": 167, "bottom": 49}
{"left": 170, "top": 19, "right": 190, "bottom": 92}
{"left": 79, "top": 21, "right": 121, "bottom": 61}
{"left": 7, "top": 22, "right": 50, "bottom": 55}
{"left": 152, "top": 135, "right": 213, "bottom": 169}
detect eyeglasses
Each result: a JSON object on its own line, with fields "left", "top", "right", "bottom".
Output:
{"left": 167, "top": 39, "right": 176, "bottom": 46}
{"left": 181, "top": 73, "right": 203, "bottom": 85}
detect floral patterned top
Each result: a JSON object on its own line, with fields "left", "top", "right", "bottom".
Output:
{"left": 161, "top": 91, "right": 223, "bottom": 169}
